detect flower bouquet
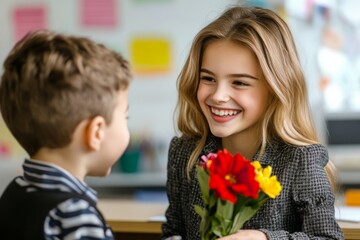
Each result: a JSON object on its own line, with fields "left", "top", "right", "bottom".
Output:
{"left": 194, "top": 149, "right": 282, "bottom": 240}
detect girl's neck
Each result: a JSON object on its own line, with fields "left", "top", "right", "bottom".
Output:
{"left": 221, "top": 132, "right": 261, "bottom": 160}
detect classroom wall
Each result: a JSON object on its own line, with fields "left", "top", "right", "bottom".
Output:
{"left": 1, "top": 0, "right": 360, "bottom": 191}
{"left": 0, "top": 0, "right": 318, "bottom": 163}
{"left": 0, "top": 0, "right": 241, "bottom": 162}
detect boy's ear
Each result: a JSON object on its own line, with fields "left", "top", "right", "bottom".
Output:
{"left": 85, "top": 116, "right": 106, "bottom": 151}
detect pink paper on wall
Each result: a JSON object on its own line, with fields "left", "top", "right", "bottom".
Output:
{"left": 81, "top": 0, "right": 117, "bottom": 28}
{"left": 13, "top": 6, "right": 47, "bottom": 42}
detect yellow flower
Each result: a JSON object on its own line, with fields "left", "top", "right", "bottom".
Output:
{"left": 252, "top": 161, "right": 282, "bottom": 198}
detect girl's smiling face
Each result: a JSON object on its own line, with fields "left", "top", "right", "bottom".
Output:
{"left": 197, "top": 40, "right": 271, "bottom": 142}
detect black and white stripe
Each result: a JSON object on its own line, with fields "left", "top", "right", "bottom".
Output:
{"left": 19, "top": 159, "right": 113, "bottom": 240}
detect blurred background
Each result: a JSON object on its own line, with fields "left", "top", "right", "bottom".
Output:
{"left": 1, "top": 0, "right": 360, "bottom": 199}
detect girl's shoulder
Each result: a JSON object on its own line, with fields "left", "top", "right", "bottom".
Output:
{"left": 279, "top": 142, "right": 327, "bottom": 154}
{"left": 271, "top": 141, "right": 329, "bottom": 168}
{"left": 262, "top": 141, "right": 327, "bottom": 165}
{"left": 168, "top": 135, "right": 220, "bottom": 164}
{"left": 169, "top": 135, "right": 199, "bottom": 151}
{"left": 168, "top": 135, "right": 199, "bottom": 163}
{"left": 169, "top": 134, "right": 219, "bottom": 151}
{"left": 296, "top": 143, "right": 329, "bottom": 167}
{"left": 296, "top": 143, "right": 328, "bottom": 154}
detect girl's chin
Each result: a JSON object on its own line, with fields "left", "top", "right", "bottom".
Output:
{"left": 209, "top": 129, "right": 232, "bottom": 138}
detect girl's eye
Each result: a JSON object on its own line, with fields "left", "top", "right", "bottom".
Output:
{"left": 233, "top": 80, "right": 248, "bottom": 86}
{"left": 200, "top": 76, "right": 215, "bottom": 82}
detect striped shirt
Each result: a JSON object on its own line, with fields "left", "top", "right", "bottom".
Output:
{"left": 18, "top": 158, "right": 114, "bottom": 240}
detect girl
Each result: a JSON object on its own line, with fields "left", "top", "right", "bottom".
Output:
{"left": 161, "top": 6, "right": 344, "bottom": 240}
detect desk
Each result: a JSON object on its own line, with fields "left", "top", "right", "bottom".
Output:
{"left": 98, "top": 199, "right": 360, "bottom": 240}
{"left": 98, "top": 199, "right": 164, "bottom": 235}
{"left": 339, "top": 221, "right": 360, "bottom": 240}
{"left": 98, "top": 199, "right": 165, "bottom": 240}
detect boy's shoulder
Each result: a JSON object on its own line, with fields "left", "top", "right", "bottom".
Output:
{"left": 0, "top": 177, "right": 105, "bottom": 240}
{"left": 0, "top": 177, "right": 94, "bottom": 206}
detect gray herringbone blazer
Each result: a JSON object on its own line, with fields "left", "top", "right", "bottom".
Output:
{"left": 161, "top": 135, "right": 344, "bottom": 240}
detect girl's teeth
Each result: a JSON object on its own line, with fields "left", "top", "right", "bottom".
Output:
{"left": 211, "top": 108, "right": 238, "bottom": 116}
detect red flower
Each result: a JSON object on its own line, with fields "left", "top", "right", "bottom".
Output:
{"left": 208, "top": 149, "right": 260, "bottom": 203}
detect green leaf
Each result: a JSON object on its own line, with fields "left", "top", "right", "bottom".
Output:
{"left": 211, "top": 216, "right": 223, "bottom": 237}
{"left": 213, "top": 227, "right": 222, "bottom": 238}
{"left": 198, "top": 208, "right": 211, "bottom": 240}
{"left": 221, "top": 219, "right": 233, "bottom": 236}
{"left": 196, "top": 166, "right": 210, "bottom": 205}
{"left": 216, "top": 199, "right": 234, "bottom": 220}
{"left": 209, "top": 193, "right": 217, "bottom": 209}
{"left": 194, "top": 204, "right": 204, "bottom": 218}
{"left": 229, "top": 206, "right": 259, "bottom": 233}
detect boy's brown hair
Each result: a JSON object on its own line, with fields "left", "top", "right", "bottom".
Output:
{"left": 0, "top": 30, "right": 132, "bottom": 157}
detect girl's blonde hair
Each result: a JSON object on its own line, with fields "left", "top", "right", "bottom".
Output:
{"left": 176, "top": 6, "right": 336, "bottom": 187}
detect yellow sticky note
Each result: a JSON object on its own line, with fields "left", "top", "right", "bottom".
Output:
{"left": 130, "top": 36, "right": 171, "bottom": 74}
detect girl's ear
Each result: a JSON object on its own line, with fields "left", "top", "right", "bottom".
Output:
{"left": 85, "top": 116, "right": 106, "bottom": 151}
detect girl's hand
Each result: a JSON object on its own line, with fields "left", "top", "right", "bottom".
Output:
{"left": 217, "top": 230, "right": 267, "bottom": 240}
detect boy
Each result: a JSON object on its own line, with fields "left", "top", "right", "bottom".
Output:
{"left": 0, "top": 30, "right": 132, "bottom": 239}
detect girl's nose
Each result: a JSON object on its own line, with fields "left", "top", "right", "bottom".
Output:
{"left": 212, "top": 84, "right": 230, "bottom": 103}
